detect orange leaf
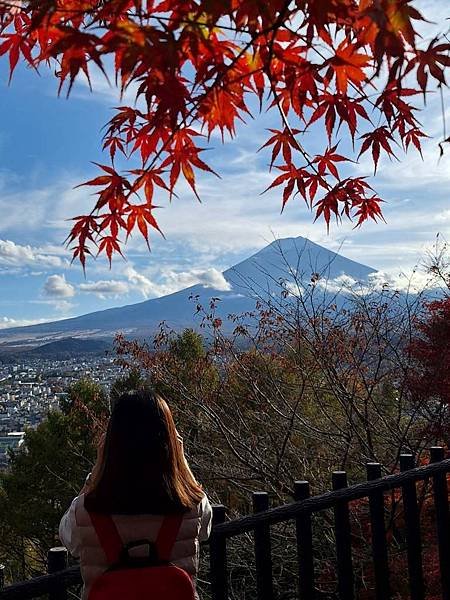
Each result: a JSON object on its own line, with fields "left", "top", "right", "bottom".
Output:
{"left": 328, "top": 41, "right": 371, "bottom": 93}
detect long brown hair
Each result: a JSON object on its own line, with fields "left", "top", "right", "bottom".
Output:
{"left": 84, "top": 389, "right": 203, "bottom": 514}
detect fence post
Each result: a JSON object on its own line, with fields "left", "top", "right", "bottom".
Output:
{"left": 0, "top": 563, "right": 5, "bottom": 590}
{"left": 47, "top": 547, "right": 68, "bottom": 600}
{"left": 430, "top": 446, "right": 450, "bottom": 600}
{"left": 400, "top": 454, "right": 425, "bottom": 600}
{"left": 332, "top": 471, "right": 354, "bottom": 600}
{"left": 210, "top": 504, "right": 228, "bottom": 600}
{"left": 366, "top": 463, "right": 391, "bottom": 600}
{"left": 253, "top": 492, "right": 274, "bottom": 600}
{"left": 294, "top": 481, "right": 315, "bottom": 600}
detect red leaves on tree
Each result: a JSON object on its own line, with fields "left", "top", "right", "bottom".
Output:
{"left": 314, "top": 178, "right": 383, "bottom": 229}
{"left": 359, "top": 127, "right": 397, "bottom": 173}
{"left": 97, "top": 235, "right": 124, "bottom": 265}
{"left": 266, "top": 164, "right": 316, "bottom": 210}
{"left": 327, "top": 41, "right": 371, "bottom": 94}
{"left": 0, "top": 0, "right": 449, "bottom": 265}
{"left": 313, "top": 145, "right": 350, "bottom": 180}
{"left": 49, "top": 28, "right": 106, "bottom": 96}
{"left": 198, "top": 84, "right": 250, "bottom": 139}
{"left": 409, "top": 298, "right": 450, "bottom": 408}
{"left": 130, "top": 168, "right": 170, "bottom": 204}
{"left": 125, "top": 203, "right": 163, "bottom": 246}
{"left": 259, "top": 128, "right": 301, "bottom": 169}
{"left": 309, "top": 94, "right": 370, "bottom": 142}
{"left": 79, "top": 163, "right": 131, "bottom": 212}
{"left": 65, "top": 215, "right": 100, "bottom": 270}
{"left": 0, "top": 13, "right": 35, "bottom": 80}
{"left": 411, "top": 39, "right": 450, "bottom": 92}
{"left": 161, "top": 129, "right": 219, "bottom": 199}
{"left": 403, "top": 127, "right": 428, "bottom": 156}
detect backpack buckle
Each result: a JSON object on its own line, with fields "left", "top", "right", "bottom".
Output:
{"left": 116, "top": 539, "right": 165, "bottom": 569}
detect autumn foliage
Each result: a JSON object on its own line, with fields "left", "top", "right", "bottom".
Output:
{"left": 409, "top": 297, "right": 450, "bottom": 411}
{"left": 0, "top": 1, "right": 449, "bottom": 265}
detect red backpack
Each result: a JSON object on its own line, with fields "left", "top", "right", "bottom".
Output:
{"left": 88, "top": 511, "right": 195, "bottom": 600}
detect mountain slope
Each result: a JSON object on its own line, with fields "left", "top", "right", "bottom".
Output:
{"left": 225, "top": 237, "right": 375, "bottom": 291}
{"left": 0, "top": 237, "right": 376, "bottom": 345}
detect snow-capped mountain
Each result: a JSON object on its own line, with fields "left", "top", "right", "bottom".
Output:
{"left": 0, "top": 237, "right": 376, "bottom": 347}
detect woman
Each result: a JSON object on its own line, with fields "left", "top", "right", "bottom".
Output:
{"left": 59, "top": 389, "right": 212, "bottom": 599}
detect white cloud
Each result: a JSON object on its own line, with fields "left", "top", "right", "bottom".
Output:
{"left": 78, "top": 279, "right": 129, "bottom": 299}
{"left": 0, "top": 185, "right": 61, "bottom": 234}
{"left": 367, "top": 269, "right": 438, "bottom": 295}
{"left": 161, "top": 267, "right": 232, "bottom": 293}
{"left": 0, "top": 239, "right": 63, "bottom": 269}
{"left": 316, "top": 274, "right": 361, "bottom": 294}
{"left": 284, "top": 281, "right": 306, "bottom": 298}
{"left": 124, "top": 266, "right": 156, "bottom": 297}
{"left": 0, "top": 172, "right": 96, "bottom": 245}
{"left": 43, "top": 274, "right": 76, "bottom": 298}
{"left": 0, "top": 316, "right": 49, "bottom": 330}
{"left": 315, "top": 268, "right": 440, "bottom": 296}
{"left": 124, "top": 265, "right": 231, "bottom": 299}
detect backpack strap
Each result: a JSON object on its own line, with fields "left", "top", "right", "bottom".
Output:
{"left": 89, "top": 512, "right": 123, "bottom": 565}
{"left": 155, "top": 514, "right": 184, "bottom": 562}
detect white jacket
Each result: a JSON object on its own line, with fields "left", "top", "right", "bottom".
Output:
{"left": 59, "top": 493, "right": 212, "bottom": 599}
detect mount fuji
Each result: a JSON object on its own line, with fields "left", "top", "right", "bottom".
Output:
{"left": 0, "top": 237, "right": 377, "bottom": 348}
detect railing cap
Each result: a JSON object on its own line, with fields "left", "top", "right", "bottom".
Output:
{"left": 332, "top": 471, "right": 348, "bottom": 489}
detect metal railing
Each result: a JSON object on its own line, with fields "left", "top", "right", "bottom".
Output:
{"left": 1, "top": 448, "right": 449, "bottom": 600}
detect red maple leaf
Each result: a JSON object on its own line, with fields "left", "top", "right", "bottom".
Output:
{"left": 125, "top": 203, "right": 164, "bottom": 246}
{"left": 327, "top": 41, "right": 371, "bottom": 94}
{"left": 411, "top": 39, "right": 450, "bottom": 92}
{"left": 313, "top": 144, "right": 351, "bottom": 180}
{"left": 358, "top": 127, "right": 397, "bottom": 173}
{"left": 259, "top": 128, "right": 301, "bottom": 169}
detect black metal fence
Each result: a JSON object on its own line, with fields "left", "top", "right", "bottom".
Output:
{"left": 1, "top": 448, "right": 449, "bottom": 600}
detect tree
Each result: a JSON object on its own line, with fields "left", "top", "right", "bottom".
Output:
{"left": 1, "top": 1, "right": 449, "bottom": 266}
{"left": 110, "top": 367, "right": 147, "bottom": 407}
{"left": 0, "top": 379, "right": 107, "bottom": 583}
{"left": 408, "top": 297, "right": 450, "bottom": 442}
{"left": 116, "top": 327, "right": 219, "bottom": 444}
{"left": 60, "top": 377, "right": 110, "bottom": 438}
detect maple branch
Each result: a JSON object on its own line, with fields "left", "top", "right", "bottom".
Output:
{"left": 2, "top": 0, "right": 448, "bottom": 264}
{"left": 135, "top": 9, "right": 297, "bottom": 175}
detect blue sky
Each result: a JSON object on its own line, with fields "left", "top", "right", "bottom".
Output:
{"left": 0, "top": 0, "right": 449, "bottom": 328}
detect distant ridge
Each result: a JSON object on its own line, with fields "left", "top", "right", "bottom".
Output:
{"left": 0, "top": 237, "right": 376, "bottom": 348}
{"left": 0, "top": 337, "right": 111, "bottom": 362}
